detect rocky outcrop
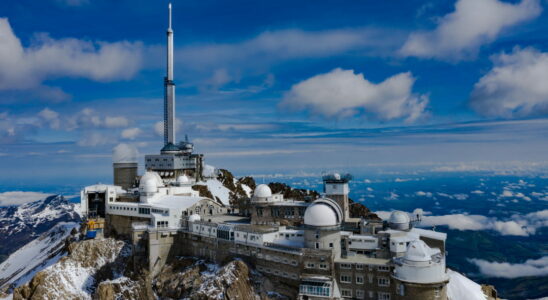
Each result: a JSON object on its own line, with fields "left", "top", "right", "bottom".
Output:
{"left": 154, "top": 257, "right": 277, "bottom": 300}
{"left": 268, "top": 182, "right": 319, "bottom": 201}
{"left": 348, "top": 198, "right": 381, "bottom": 220}
{"left": 13, "top": 238, "right": 138, "bottom": 300}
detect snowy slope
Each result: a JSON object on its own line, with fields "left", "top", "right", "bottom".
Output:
{"left": 447, "top": 269, "right": 487, "bottom": 300}
{"left": 0, "top": 195, "right": 81, "bottom": 263}
{"left": 0, "top": 222, "right": 78, "bottom": 292}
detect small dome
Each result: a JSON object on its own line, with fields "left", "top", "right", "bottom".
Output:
{"left": 177, "top": 174, "right": 190, "bottom": 184}
{"left": 253, "top": 184, "right": 272, "bottom": 198}
{"left": 389, "top": 211, "right": 410, "bottom": 224}
{"left": 304, "top": 202, "right": 339, "bottom": 227}
{"left": 404, "top": 240, "right": 432, "bottom": 262}
{"left": 188, "top": 214, "right": 201, "bottom": 222}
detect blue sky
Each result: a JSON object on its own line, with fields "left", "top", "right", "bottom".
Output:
{"left": 1, "top": 0, "right": 548, "bottom": 184}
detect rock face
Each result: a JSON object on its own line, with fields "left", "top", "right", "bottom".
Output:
{"left": 348, "top": 198, "right": 381, "bottom": 220}
{"left": 13, "top": 238, "right": 148, "bottom": 300}
{"left": 0, "top": 195, "right": 81, "bottom": 264}
{"left": 154, "top": 257, "right": 274, "bottom": 300}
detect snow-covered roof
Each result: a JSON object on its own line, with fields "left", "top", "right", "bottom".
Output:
{"left": 148, "top": 195, "right": 206, "bottom": 210}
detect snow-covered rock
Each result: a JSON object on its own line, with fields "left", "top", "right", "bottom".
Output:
{"left": 0, "top": 195, "right": 81, "bottom": 264}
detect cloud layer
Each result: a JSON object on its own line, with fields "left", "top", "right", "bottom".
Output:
{"left": 470, "top": 47, "right": 548, "bottom": 118}
{"left": 281, "top": 68, "right": 429, "bottom": 122}
{"left": 400, "top": 0, "right": 541, "bottom": 60}
{"left": 0, "top": 18, "right": 143, "bottom": 99}
{"left": 0, "top": 191, "right": 52, "bottom": 206}
{"left": 469, "top": 256, "right": 548, "bottom": 278}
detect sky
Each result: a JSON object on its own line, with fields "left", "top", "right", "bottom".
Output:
{"left": 1, "top": 0, "right": 548, "bottom": 184}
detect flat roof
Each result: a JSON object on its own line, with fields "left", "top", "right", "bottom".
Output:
{"left": 334, "top": 256, "right": 390, "bottom": 265}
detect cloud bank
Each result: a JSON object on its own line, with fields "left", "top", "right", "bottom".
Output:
{"left": 281, "top": 68, "right": 429, "bottom": 123}
{"left": 0, "top": 191, "right": 53, "bottom": 206}
{"left": 469, "top": 256, "right": 548, "bottom": 278}
{"left": 400, "top": 0, "right": 541, "bottom": 60}
{"left": 470, "top": 47, "right": 548, "bottom": 118}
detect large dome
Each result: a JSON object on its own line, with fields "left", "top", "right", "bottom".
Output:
{"left": 389, "top": 210, "right": 410, "bottom": 224}
{"left": 253, "top": 184, "right": 272, "bottom": 199}
{"left": 304, "top": 201, "right": 340, "bottom": 227}
{"left": 140, "top": 171, "right": 163, "bottom": 192}
{"left": 404, "top": 240, "right": 432, "bottom": 262}
{"left": 177, "top": 174, "right": 190, "bottom": 185}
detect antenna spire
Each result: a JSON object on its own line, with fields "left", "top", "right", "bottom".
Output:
{"left": 168, "top": 3, "right": 172, "bottom": 30}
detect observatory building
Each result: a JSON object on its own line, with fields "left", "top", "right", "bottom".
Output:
{"left": 75, "top": 4, "right": 484, "bottom": 300}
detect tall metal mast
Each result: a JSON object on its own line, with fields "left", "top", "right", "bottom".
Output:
{"left": 164, "top": 3, "right": 176, "bottom": 145}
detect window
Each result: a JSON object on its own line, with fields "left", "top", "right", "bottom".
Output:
{"left": 377, "top": 292, "right": 390, "bottom": 300}
{"left": 319, "top": 263, "right": 328, "bottom": 270}
{"left": 397, "top": 284, "right": 405, "bottom": 296}
{"left": 156, "top": 221, "right": 168, "bottom": 228}
{"left": 138, "top": 207, "right": 150, "bottom": 214}
{"left": 341, "top": 289, "right": 352, "bottom": 298}
{"left": 315, "top": 242, "right": 319, "bottom": 249}
{"left": 340, "top": 263, "right": 352, "bottom": 269}
{"left": 340, "top": 274, "right": 352, "bottom": 283}
{"left": 329, "top": 242, "right": 334, "bottom": 248}
{"left": 356, "top": 275, "right": 364, "bottom": 284}
{"left": 356, "top": 264, "right": 364, "bottom": 270}
{"left": 377, "top": 277, "right": 390, "bottom": 287}
{"left": 377, "top": 265, "right": 390, "bottom": 272}
{"left": 306, "top": 262, "right": 315, "bottom": 269}
{"left": 356, "top": 290, "right": 365, "bottom": 299}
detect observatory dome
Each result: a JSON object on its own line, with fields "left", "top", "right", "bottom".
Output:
{"left": 253, "top": 184, "right": 272, "bottom": 199}
{"left": 304, "top": 202, "right": 340, "bottom": 227}
{"left": 188, "top": 214, "right": 201, "bottom": 222}
{"left": 404, "top": 240, "right": 432, "bottom": 262}
{"left": 140, "top": 171, "right": 163, "bottom": 189}
{"left": 142, "top": 178, "right": 158, "bottom": 193}
{"left": 177, "top": 174, "right": 190, "bottom": 185}
{"left": 389, "top": 210, "right": 410, "bottom": 230}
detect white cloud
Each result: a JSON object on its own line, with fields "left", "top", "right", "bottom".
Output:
{"left": 281, "top": 68, "right": 429, "bottom": 123}
{"left": 377, "top": 209, "right": 548, "bottom": 236}
{"left": 469, "top": 256, "right": 548, "bottom": 278}
{"left": 104, "top": 116, "right": 129, "bottom": 128}
{"left": 37, "top": 108, "right": 61, "bottom": 129}
{"left": 471, "top": 190, "right": 484, "bottom": 195}
{"left": 0, "top": 18, "right": 143, "bottom": 96}
{"left": 121, "top": 127, "right": 142, "bottom": 140}
{"left": 77, "top": 132, "right": 110, "bottom": 147}
{"left": 470, "top": 47, "right": 548, "bottom": 118}
{"left": 0, "top": 191, "right": 52, "bottom": 206}
{"left": 112, "top": 143, "right": 138, "bottom": 163}
{"left": 400, "top": 0, "right": 541, "bottom": 60}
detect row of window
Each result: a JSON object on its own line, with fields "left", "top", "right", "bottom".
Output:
{"left": 305, "top": 262, "right": 329, "bottom": 270}
{"left": 340, "top": 289, "right": 390, "bottom": 300}
{"left": 156, "top": 221, "right": 169, "bottom": 228}
{"left": 340, "top": 274, "right": 390, "bottom": 287}
{"left": 151, "top": 208, "right": 168, "bottom": 214}
{"left": 339, "top": 263, "right": 390, "bottom": 272}
{"left": 109, "top": 205, "right": 136, "bottom": 212}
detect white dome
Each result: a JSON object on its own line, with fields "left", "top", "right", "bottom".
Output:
{"left": 404, "top": 240, "right": 432, "bottom": 262}
{"left": 253, "top": 184, "right": 272, "bottom": 198}
{"left": 142, "top": 178, "right": 158, "bottom": 193}
{"left": 389, "top": 211, "right": 410, "bottom": 224}
{"left": 188, "top": 214, "right": 201, "bottom": 222}
{"left": 177, "top": 174, "right": 190, "bottom": 184}
{"left": 140, "top": 171, "right": 163, "bottom": 188}
{"left": 333, "top": 173, "right": 341, "bottom": 180}
{"left": 304, "top": 202, "right": 339, "bottom": 227}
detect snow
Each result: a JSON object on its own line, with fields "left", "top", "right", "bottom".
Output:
{"left": 0, "top": 222, "right": 78, "bottom": 291}
{"left": 447, "top": 269, "right": 487, "bottom": 300}
{"left": 198, "top": 179, "right": 231, "bottom": 205}
{"left": 241, "top": 183, "right": 252, "bottom": 198}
